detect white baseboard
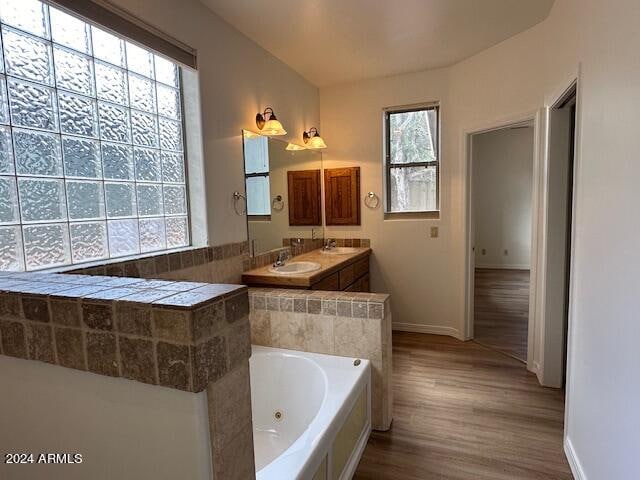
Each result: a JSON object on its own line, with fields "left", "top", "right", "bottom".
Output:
{"left": 475, "top": 263, "right": 530, "bottom": 270}
{"left": 564, "top": 436, "right": 586, "bottom": 480}
{"left": 393, "top": 322, "right": 461, "bottom": 339}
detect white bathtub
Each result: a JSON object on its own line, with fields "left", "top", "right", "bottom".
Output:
{"left": 250, "top": 346, "right": 371, "bottom": 480}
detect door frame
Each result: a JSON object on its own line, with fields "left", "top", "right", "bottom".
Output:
{"left": 462, "top": 109, "right": 542, "bottom": 373}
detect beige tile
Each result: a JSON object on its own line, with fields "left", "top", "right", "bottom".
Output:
{"left": 269, "top": 312, "right": 305, "bottom": 350}
{"left": 249, "top": 311, "right": 271, "bottom": 346}
{"left": 304, "top": 315, "right": 334, "bottom": 355}
{"left": 333, "top": 316, "right": 382, "bottom": 360}
{"left": 207, "top": 363, "right": 252, "bottom": 453}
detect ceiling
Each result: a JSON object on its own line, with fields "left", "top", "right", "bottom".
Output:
{"left": 199, "top": 0, "right": 555, "bottom": 87}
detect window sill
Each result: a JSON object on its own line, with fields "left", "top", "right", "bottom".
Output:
{"left": 248, "top": 215, "right": 272, "bottom": 221}
{"left": 384, "top": 211, "right": 440, "bottom": 220}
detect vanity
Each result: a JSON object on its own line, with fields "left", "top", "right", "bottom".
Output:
{"left": 242, "top": 247, "right": 371, "bottom": 291}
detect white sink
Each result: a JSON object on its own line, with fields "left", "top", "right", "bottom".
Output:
{"left": 320, "top": 247, "right": 359, "bottom": 255}
{"left": 268, "top": 261, "right": 321, "bottom": 275}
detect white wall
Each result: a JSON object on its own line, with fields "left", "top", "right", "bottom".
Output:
{"left": 472, "top": 127, "right": 533, "bottom": 269}
{"left": 109, "top": 0, "right": 320, "bottom": 247}
{"left": 321, "top": 0, "right": 640, "bottom": 477}
{"left": 0, "top": 356, "right": 211, "bottom": 480}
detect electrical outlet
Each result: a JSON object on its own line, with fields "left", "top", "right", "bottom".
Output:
{"left": 482, "top": 248, "right": 486, "bottom": 255}
{"left": 430, "top": 226, "right": 439, "bottom": 238}
{"left": 504, "top": 249, "right": 508, "bottom": 256}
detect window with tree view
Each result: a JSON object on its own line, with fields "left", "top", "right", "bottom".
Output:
{"left": 385, "top": 105, "right": 439, "bottom": 213}
{"left": 0, "top": 0, "right": 189, "bottom": 272}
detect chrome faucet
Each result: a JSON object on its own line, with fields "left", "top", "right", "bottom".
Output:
{"left": 273, "top": 250, "right": 289, "bottom": 267}
{"left": 324, "top": 238, "right": 337, "bottom": 250}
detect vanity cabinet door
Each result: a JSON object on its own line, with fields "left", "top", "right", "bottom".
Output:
{"left": 324, "top": 167, "right": 360, "bottom": 225}
{"left": 287, "top": 169, "right": 322, "bottom": 226}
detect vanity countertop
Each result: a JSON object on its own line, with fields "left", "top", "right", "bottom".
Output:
{"left": 241, "top": 247, "right": 371, "bottom": 288}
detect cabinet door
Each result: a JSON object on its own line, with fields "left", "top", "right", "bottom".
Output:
{"left": 287, "top": 169, "right": 322, "bottom": 226}
{"left": 324, "top": 167, "right": 360, "bottom": 225}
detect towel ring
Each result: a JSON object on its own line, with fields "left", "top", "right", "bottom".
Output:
{"left": 364, "top": 191, "right": 380, "bottom": 209}
{"left": 232, "top": 191, "right": 246, "bottom": 215}
{"left": 271, "top": 195, "right": 284, "bottom": 211}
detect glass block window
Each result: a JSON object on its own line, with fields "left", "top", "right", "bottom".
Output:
{"left": 0, "top": 0, "right": 189, "bottom": 271}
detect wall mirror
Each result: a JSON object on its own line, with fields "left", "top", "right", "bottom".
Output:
{"left": 242, "top": 130, "right": 323, "bottom": 256}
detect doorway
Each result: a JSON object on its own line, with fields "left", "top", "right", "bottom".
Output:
{"left": 471, "top": 125, "right": 535, "bottom": 362}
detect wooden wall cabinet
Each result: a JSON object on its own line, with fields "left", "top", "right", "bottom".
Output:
{"left": 324, "top": 167, "right": 360, "bottom": 225}
{"left": 287, "top": 169, "right": 322, "bottom": 226}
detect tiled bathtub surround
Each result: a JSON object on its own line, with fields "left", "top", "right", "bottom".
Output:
{"left": 65, "top": 241, "right": 249, "bottom": 285}
{"left": 249, "top": 288, "right": 392, "bottom": 431}
{"left": 0, "top": 272, "right": 249, "bottom": 392}
{"left": 0, "top": 270, "right": 255, "bottom": 480}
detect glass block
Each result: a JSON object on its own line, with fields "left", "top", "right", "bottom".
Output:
{"left": 165, "top": 216, "right": 188, "bottom": 248}
{"left": 159, "top": 117, "right": 183, "bottom": 151}
{"left": 128, "top": 73, "right": 156, "bottom": 113}
{"left": 125, "top": 42, "right": 153, "bottom": 78}
{"left": 0, "top": 76, "right": 9, "bottom": 124}
{"left": 13, "top": 128, "right": 62, "bottom": 176}
{"left": 3, "top": 28, "right": 54, "bottom": 85}
{"left": 95, "top": 61, "right": 128, "bottom": 106}
{"left": 105, "top": 182, "right": 136, "bottom": 218}
{"left": 154, "top": 55, "right": 178, "bottom": 87}
{"left": 131, "top": 110, "right": 158, "bottom": 147}
{"left": 59, "top": 92, "right": 98, "bottom": 137}
{"left": 0, "top": 0, "right": 49, "bottom": 39}
{"left": 139, "top": 217, "right": 165, "bottom": 253}
{"left": 161, "top": 152, "right": 184, "bottom": 183}
{"left": 0, "top": 176, "right": 18, "bottom": 223}
{"left": 98, "top": 102, "right": 130, "bottom": 143}
{"left": 107, "top": 218, "right": 139, "bottom": 257}
{"left": 23, "top": 223, "right": 70, "bottom": 270}
{"left": 50, "top": 7, "right": 91, "bottom": 54}
{"left": 91, "top": 26, "right": 125, "bottom": 67}
{"left": 66, "top": 180, "right": 104, "bottom": 220}
{"left": 157, "top": 83, "right": 180, "bottom": 120}
{"left": 18, "top": 178, "right": 66, "bottom": 222}
{"left": 390, "top": 166, "right": 438, "bottom": 212}
{"left": 137, "top": 184, "right": 163, "bottom": 217}
{"left": 102, "top": 142, "right": 133, "bottom": 180}
{"left": 70, "top": 221, "right": 107, "bottom": 262}
{"left": 53, "top": 46, "right": 94, "bottom": 96}
{"left": 0, "top": 225, "right": 24, "bottom": 271}
{"left": 163, "top": 185, "right": 186, "bottom": 215}
{"left": 62, "top": 137, "right": 101, "bottom": 178}
{"left": 0, "top": 125, "right": 14, "bottom": 174}
{"left": 8, "top": 77, "right": 58, "bottom": 131}
{"left": 134, "top": 147, "right": 160, "bottom": 182}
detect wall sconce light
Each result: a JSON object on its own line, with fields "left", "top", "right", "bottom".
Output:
{"left": 286, "top": 143, "right": 305, "bottom": 151}
{"left": 255, "top": 107, "right": 287, "bottom": 136}
{"left": 302, "top": 127, "right": 327, "bottom": 149}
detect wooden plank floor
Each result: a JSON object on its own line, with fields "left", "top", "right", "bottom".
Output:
{"left": 354, "top": 332, "right": 572, "bottom": 480}
{"left": 474, "top": 268, "right": 530, "bottom": 361}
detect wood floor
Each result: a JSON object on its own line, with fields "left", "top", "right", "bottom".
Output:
{"left": 354, "top": 332, "right": 572, "bottom": 480}
{"left": 474, "top": 268, "right": 530, "bottom": 361}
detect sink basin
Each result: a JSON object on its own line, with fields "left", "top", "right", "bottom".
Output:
{"left": 268, "top": 261, "right": 321, "bottom": 275}
{"left": 320, "top": 247, "right": 359, "bottom": 255}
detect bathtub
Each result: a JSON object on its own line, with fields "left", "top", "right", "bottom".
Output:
{"left": 250, "top": 346, "right": 371, "bottom": 480}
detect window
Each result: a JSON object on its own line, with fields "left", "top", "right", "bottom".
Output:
{"left": 0, "top": 0, "right": 189, "bottom": 271}
{"left": 384, "top": 105, "right": 439, "bottom": 213}
{"left": 243, "top": 132, "right": 270, "bottom": 216}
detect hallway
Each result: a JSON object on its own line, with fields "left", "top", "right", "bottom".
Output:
{"left": 474, "top": 268, "right": 530, "bottom": 361}
{"left": 353, "top": 332, "right": 571, "bottom": 480}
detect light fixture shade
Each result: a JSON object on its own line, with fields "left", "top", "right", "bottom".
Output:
{"left": 303, "top": 127, "right": 328, "bottom": 149}
{"left": 286, "top": 143, "right": 305, "bottom": 151}
{"left": 306, "top": 134, "right": 327, "bottom": 149}
{"left": 262, "top": 118, "right": 287, "bottom": 136}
